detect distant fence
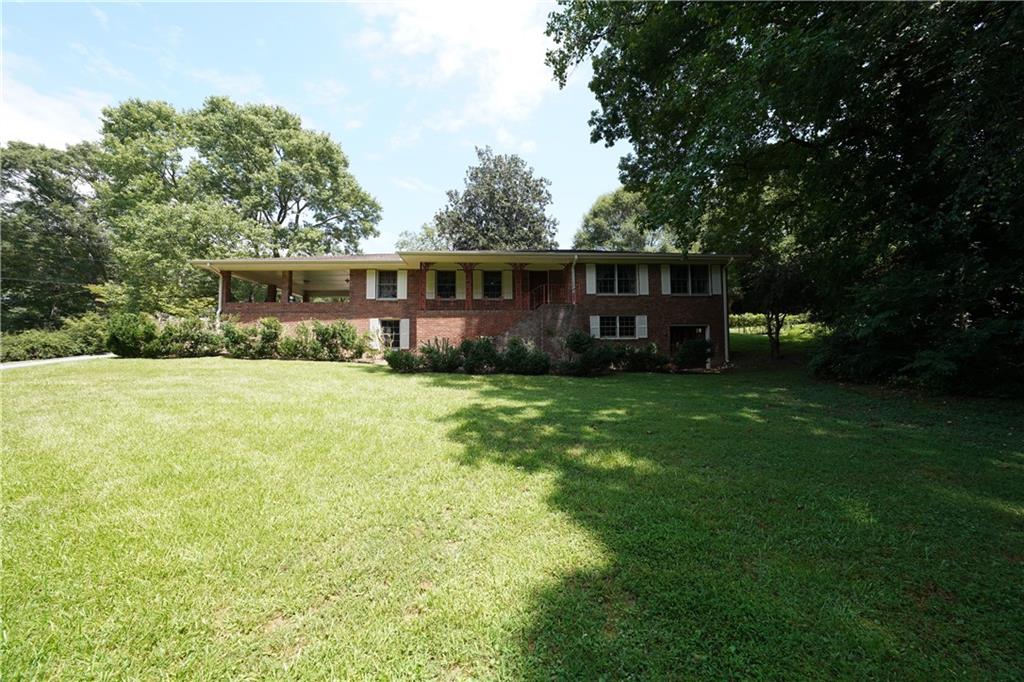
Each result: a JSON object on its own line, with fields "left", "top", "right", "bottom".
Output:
{"left": 729, "top": 313, "right": 810, "bottom": 334}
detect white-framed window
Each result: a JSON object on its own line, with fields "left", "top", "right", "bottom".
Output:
{"left": 380, "top": 319, "right": 401, "bottom": 348}
{"left": 596, "top": 264, "right": 637, "bottom": 294}
{"left": 377, "top": 270, "right": 398, "bottom": 299}
{"left": 599, "top": 315, "right": 637, "bottom": 339}
{"left": 482, "top": 270, "right": 503, "bottom": 299}
{"left": 436, "top": 271, "right": 456, "bottom": 299}
{"left": 669, "top": 264, "right": 710, "bottom": 295}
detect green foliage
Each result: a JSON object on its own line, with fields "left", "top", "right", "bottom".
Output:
{"left": 460, "top": 337, "right": 500, "bottom": 374}
{"left": 618, "top": 344, "right": 670, "bottom": 373}
{"left": 674, "top": 339, "right": 712, "bottom": 370}
{"left": 394, "top": 222, "right": 451, "bottom": 251}
{"left": 220, "top": 320, "right": 256, "bottom": 359}
{"left": 1, "top": 330, "right": 79, "bottom": 363}
{"left": 0, "top": 142, "right": 109, "bottom": 332}
{"left": 384, "top": 349, "right": 421, "bottom": 373}
{"left": 573, "top": 188, "right": 671, "bottom": 252}
{"left": 311, "top": 320, "right": 365, "bottom": 361}
{"left": 564, "top": 328, "right": 596, "bottom": 355}
{"left": 435, "top": 146, "right": 558, "bottom": 250}
{"left": 252, "top": 317, "right": 283, "bottom": 359}
{"left": 106, "top": 313, "right": 158, "bottom": 358}
{"left": 419, "top": 338, "right": 463, "bottom": 373}
{"left": 497, "top": 338, "right": 551, "bottom": 376}
{"left": 149, "top": 317, "right": 222, "bottom": 358}
{"left": 60, "top": 313, "right": 109, "bottom": 355}
{"left": 546, "top": 2, "right": 1024, "bottom": 394}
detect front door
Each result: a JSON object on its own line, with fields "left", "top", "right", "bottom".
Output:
{"left": 670, "top": 325, "right": 708, "bottom": 365}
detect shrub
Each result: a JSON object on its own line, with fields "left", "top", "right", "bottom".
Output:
{"left": 221, "top": 320, "right": 257, "bottom": 358}
{"left": 460, "top": 337, "right": 499, "bottom": 374}
{"left": 498, "top": 338, "right": 551, "bottom": 375}
{"left": 674, "top": 339, "right": 712, "bottom": 370}
{"left": 564, "top": 328, "right": 595, "bottom": 354}
{"left": 151, "top": 317, "right": 222, "bottom": 358}
{"left": 385, "top": 349, "right": 421, "bottom": 373}
{"left": 1, "top": 329, "right": 79, "bottom": 362}
{"left": 419, "top": 338, "right": 462, "bottom": 372}
{"left": 253, "top": 317, "right": 283, "bottom": 359}
{"left": 278, "top": 322, "right": 316, "bottom": 360}
{"left": 106, "top": 313, "right": 158, "bottom": 358}
{"left": 61, "top": 313, "right": 108, "bottom": 355}
{"left": 619, "top": 343, "right": 670, "bottom": 372}
{"left": 312, "top": 320, "right": 363, "bottom": 361}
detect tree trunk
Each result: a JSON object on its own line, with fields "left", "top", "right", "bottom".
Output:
{"left": 767, "top": 312, "right": 785, "bottom": 361}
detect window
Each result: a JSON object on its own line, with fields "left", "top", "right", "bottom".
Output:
{"left": 380, "top": 319, "right": 400, "bottom": 348}
{"left": 377, "top": 270, "right": 398, "bottom": 299}
{"left": 599, "top": 315, "right": 637, "bottom": 339}
{"left": 596, "top": 264, "right": 637, "bottom": 294}
{"left": 670, "top": 264, "right": 711, "bottom": 295}
{"left": 436, "top": 270, "right": 456, "bottom": 299}
{"left": 690, "top": 265, "right": 709, "bottom": 294}
{"left": 482, "top": 270, "right": 502, "bottom": 299}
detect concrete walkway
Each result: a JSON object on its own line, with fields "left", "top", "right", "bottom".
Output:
{"left": 0, "top": 353, "right": 115, "bottom": 371}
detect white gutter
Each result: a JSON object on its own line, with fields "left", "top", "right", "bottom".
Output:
{"left": 722, "top": 257, "right": 734, "bottom": 364}
{"left": 570, "top": 254, "right": 578, "bottom": 304}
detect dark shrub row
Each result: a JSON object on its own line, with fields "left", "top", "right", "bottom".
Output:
{"left": 385, "top": 331, "right": 710, "bottom": 377}
{"left": 105, "top": 314, "right": 368, "bottom": 361}
{"left": 1, "top": 313, "right": 108, "bottom": 363}
{"left": 386, "top": 337, "right": 550, "bottom": 375}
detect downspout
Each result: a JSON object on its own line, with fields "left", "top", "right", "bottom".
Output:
{"left": 722, "top": 257, "right": 733, "bottom": 364}
{"left": 570, "top": 254, "right": 578, "bottom": 304}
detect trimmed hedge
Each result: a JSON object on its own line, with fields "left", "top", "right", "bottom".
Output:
{"left": 1, "top": 313, "right": 110, "bottom": 363}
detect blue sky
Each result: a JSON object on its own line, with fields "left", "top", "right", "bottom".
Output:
{"left": 1, "top": 2, "right": 631, "bottom": 251}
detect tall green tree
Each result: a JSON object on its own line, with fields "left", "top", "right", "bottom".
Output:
{"left": 435, "top": 146, "right": 558, "bottom": 250}
{"left": 95, "top": 97, "right": 381, "bottom": 313}
{"left": 394, "top": 222, "right": 451, "bottom": 251}
{"left": 573, "top": 188, "right": 672, "bottom": 251}
{"left": 1, "top": 142, "right": 109, "bottom": 331}
{"left": 547, "top": 2, "right": 1024, "bottom": 393}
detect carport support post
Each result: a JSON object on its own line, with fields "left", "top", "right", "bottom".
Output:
{"left": 461, "top": 263, "right": 475, "bottom": 310}
{"left": 219, "top": 270, "right": 233, "bottom": 307}
{"left": 419, "top": 262, "right": 432, "bottom": 311}
{"left": 282, "top": 271, "right": 293, "bottom": 304}
{"left": 513, "top": 264, "right": 527, "bottom": 309}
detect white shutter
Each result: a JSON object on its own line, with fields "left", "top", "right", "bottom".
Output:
{"left": 399, "top": 319, "right": 410, "bottom": 349}
{"left": 711, "top": 264, "right": 722, "bottom": 295}
{"left": 425, "top": 270, "right": 436, "bottom": 300}
{"left": 365, "top": 269, "right": 377, "bottom": 300}
{"left": 637, "top": 264, "right": 649, "bottom": 295}
{"left": 368, "top": 318, "right": 381, "bottom": 349}
{"left": 455, "top": 270, "right": 466, "bottom": 299}
{"left": 636, "top": 315, "right": 648, "bottom": 339}
{"left": 473, "top": 270, "right": 483, "bottom": 299}
{"left": 589, "top": 315, "right": 600, "bottom": 338}
{"left": 397, "top": 270, "right": 408, "bottom": 299}
{"left": 661, "top": 265, "right": 671, "bottom": 294}
{"left": 585, "top": 264, "right": 596, "bottom": 294}
{"left": 502, "top": 270, "right": 513, "bottom": 299}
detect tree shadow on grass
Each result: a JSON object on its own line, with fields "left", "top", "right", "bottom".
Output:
{"left": 421, "top": 370, "right": 1024, "bottom": 679}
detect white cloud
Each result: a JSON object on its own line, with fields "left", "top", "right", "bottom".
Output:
{"left": 90, "top": 5, "right": 109, "bottom": 29}
{"left": 70, "top": 43, "right": 137, "bottom": 83}
{"left": 392, "top": 176, "right": 438, "bottom": 193}
{"left": 496, "top": 126, "right": 537, "bottom": 154}
{"left": 358, "top": 2, "right": 556, "bottom": 131}
{"left": 304, "top": 77, "right": 349, "bottom": 107}
{"left": 187, "top": 68, "right": 264, "bottom": 97}
{"left": 0, "top": 77, "right": 109, "bottom": 147}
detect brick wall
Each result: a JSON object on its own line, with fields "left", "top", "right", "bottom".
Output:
{"left": 222, "top": 264, "right": 729, "bottom": 364}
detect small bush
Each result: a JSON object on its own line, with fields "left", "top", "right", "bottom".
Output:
{"left": 674, "top": 339, "right": 712, "bottom": 369}
{"left": 1, "top": 329, "right": 79, "bottom": 362}
{"left": 106, "top": 313, "right": 158, "bottom": 358}
{"left": 619, "top": 343, "right": 670, "bottom": 372}
{"left": 419, "top": 338, "right": 463, "bottom": 372}
{"left": 385, "top": 349, "right": 421, "bottom": 373}
{"left": 221, "top": 320, "right": 256, "bottom": 358}
{"left": 460, "top": 337, "right": 499, "bottom": 374}
{"left": 151, "top": 317, "right": 222, "bottom": 358}
{"left": 565, "top": 328, "right": 596, "bottom": 354}
{"left": 253, "top": 317, "right": 283, "bottom": 359}
{"left": 499, "top": 338, "right": 551, "bottom": 375}
{"left": 61, "top": 313, "right": 108, "bottom": 355}
{"left": 312, "top": 320, "right": 363, "bottom": 361}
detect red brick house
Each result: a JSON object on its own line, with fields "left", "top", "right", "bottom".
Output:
{"left": 191, "top": 250, "right": 741, "bottom": 365}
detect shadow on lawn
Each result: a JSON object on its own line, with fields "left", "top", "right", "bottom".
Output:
{"left": 422, "top": 369, "right": 1024, "bottom": 679}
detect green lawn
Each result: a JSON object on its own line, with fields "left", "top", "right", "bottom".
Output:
{"left": 3, "top": 334, "right": 1022, "bottom": 679}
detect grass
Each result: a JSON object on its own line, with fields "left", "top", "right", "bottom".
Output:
{"left": 3, "top": 332, "right": 1022, "bottom": 679}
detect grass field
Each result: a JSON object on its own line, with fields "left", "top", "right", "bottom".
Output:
{"left": 3, "top": 333, "right": 1022, "bottom": 679}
